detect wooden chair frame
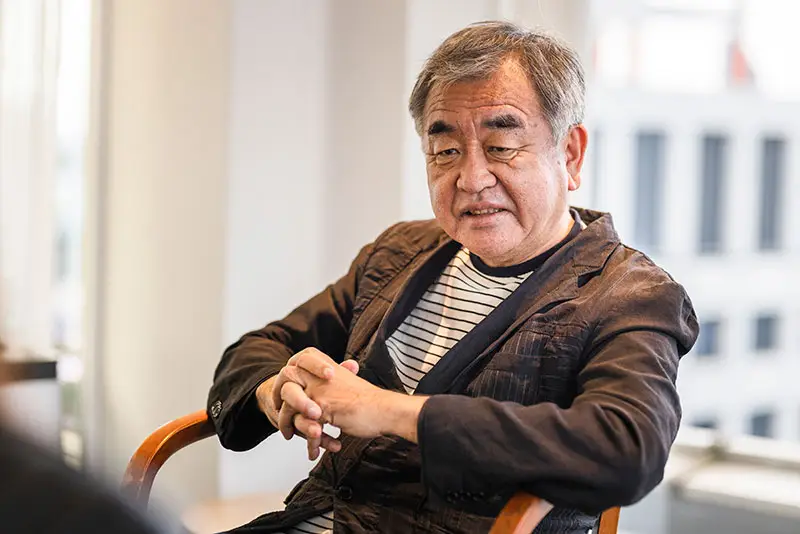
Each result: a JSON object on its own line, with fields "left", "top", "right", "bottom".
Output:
{"left": 122, "top": 410, "right": 620, "bottom": 533}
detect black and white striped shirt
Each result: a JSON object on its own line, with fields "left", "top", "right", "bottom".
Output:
{"left": 385, "top": 247, "right": 531, "bottom": 394}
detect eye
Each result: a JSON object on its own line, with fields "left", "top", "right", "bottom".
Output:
{"left": 487, "top": 146, "right": 518, "bottom": 161}
{"left": 434, "top": 148, "right": 459, "bottom": 165}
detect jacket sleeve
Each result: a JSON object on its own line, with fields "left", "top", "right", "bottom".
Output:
{"left": 416, "top": 276, "right": 699, "bottom": 516}
{"left": 207, "top": 241, "right": 376, "bottom": 452}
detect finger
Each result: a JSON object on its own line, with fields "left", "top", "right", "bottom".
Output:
{"left": 320, "top": 433, "right": 342, "bottom": 453}
{"left": 292, "top": 414, "right": 322, "bottom": 440}
{"left": 292, "top": 415, "right": 340, "bottom": 456}
{"left": 278, "top": 404, "right": 298, "bottom": 441}
{"left": 271, "top": 365, "right": 310, "bottom": 411}
{"left": 307, "top": 434, "right": 321, "bottom": 461}
{"left": 270, "top": 372, "right": 287, "bottom": 413}
{"left": 290, "top": 348, "right": 337, "bottom": 380}
{"left": 280, "top": 381, "right": 322, "bottom": 420}
{"left": 340, "top": 359, "right": 359, "bottom": 375}
{"left": 272, "top": 365, "right": 312, "bottom": 416}
{"left": 271, "top": 366, "right": 300, "bottom": 412}
{"left": 299, "top": 410, "right": 323, "bottom": 461}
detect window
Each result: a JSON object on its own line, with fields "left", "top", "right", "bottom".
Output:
{"left": 750, "top": 411, "right": 775, "bottom": 438}
{"left": 699, "top": 135, "right": 727, "bottom": 253}
{"left": 695, "top": 320, "right": 721, "bottom": 357}
{"left": 634, "top": 132, "right": 666, "bottom": 252}
{"left": 758, "top": 137, "right": 785, "bottom": 251}
{"left": 0, "top": 0, "right": 92, "bottom": 467}
{"left": 692, "top": 417, "right": 718, "bottom": 430}
{"left": 754, "top": 314, "right": 779, "bottom": 351}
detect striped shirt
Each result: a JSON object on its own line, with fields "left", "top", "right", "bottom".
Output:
{"left": 385, "top": 247, "right": 531, "bottom": 394}
{"left": 283, "top": 247, "right": 534, "bottom": 534}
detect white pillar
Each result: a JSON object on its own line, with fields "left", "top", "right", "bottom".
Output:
{"left": 322, "top": 0, "right": 409, "bottom": 279}
{"left": 218, "top": 0, "right": 332, "bottom": 500}
{"left": 97, "top": 0, "right": 231, "bottom": 509}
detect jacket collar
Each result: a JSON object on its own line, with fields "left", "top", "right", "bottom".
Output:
{"left": 359, "top": 207, "right": 621, "bottom": 393}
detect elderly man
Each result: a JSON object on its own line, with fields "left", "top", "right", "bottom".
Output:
{"left": 208, "top": 21, "right": 698, "bottom": 534}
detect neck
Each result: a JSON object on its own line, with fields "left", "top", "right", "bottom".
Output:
{"left": 482, "top": 210, "right": 574, "bottom": 268}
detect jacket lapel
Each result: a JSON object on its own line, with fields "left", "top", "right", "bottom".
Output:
{"left": 358, "top": 208, "right": 621, "bottom": 396}
{"left": 416, "top": 209, "right": 621, "bottom": 395}
{"left": 357, "top": 239, "right": 460, "bottom": 391}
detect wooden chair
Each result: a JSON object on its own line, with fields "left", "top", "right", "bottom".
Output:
{"left": 122, "top": 410, "right": 620, "bottom": 534}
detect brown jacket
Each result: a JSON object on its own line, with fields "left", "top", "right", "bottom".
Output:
{"left": 208, "top": 208, "right": 698, "bottom": 533}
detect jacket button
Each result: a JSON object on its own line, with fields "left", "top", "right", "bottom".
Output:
{"left": 336, "top": 485, "right": 353, "bottom": 501}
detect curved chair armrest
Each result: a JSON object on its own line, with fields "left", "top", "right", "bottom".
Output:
{"left": 597, "top": 505, "right": 621, "bottom": 534}
{"left": 122, "top": 409, "right": 215, "bottom": 507}
{"left": 490, "top": 493, "right": 554, "bottom": 534}
{"left": 490, "top": 494, "right": 620, "bottom": 534}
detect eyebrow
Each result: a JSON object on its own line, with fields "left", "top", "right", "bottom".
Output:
{"left": 482, "top": 113, "right": 524, "bottom": 130}
{"left": 426, "top": 113, "right": 525, "bottom": 136}
{"left": 427, "top": 120, "right": 455, "bottom": 136}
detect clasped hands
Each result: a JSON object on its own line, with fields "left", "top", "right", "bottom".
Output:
{"left": 255, "top": 348, "right": 426, "bottom": 460}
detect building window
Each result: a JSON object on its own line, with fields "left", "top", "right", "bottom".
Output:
{"left": 750, "top": 411, "right": 775, "bottom": 438}
{"left": 754, "top": 314, "right": 779, "bottom": 351}
{"left": 758, "top": 137, "right": 785, "bottom": 251}
{"left": 692, "top": 417, "right": 718, "bottom": 430}
{"left": 695, "top": 320, "right": 721, "bottom": 357}
{"left": 634, "top": 131, "right": 665, "bottom": 252}
{"left": 699, "top": 135, "right": 727, "bottom": 253}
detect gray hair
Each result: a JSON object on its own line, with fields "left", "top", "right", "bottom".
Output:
{"left": 409, "top": 21, "right": 585, "bottom": 141}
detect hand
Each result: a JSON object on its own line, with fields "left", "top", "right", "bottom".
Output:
{"left": 255, "top": 348, "right": 358, "bottom": 460}
{"left": 291, "top": 350, "right": 428, "bottom": 442}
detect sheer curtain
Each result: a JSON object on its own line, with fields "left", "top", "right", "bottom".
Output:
{"left": 0, "top": 0, "right": 60, "bottom": 359}
{"left": 0, "top": 0, "right": 92, "bottom": 466}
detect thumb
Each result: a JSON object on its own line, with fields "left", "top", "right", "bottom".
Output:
{"left": 340, "top": 359, "right": 359, "bottom": 375}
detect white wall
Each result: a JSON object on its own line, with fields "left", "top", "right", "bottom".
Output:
{"left": 98, "top": 0, "right": 230, "bottom": 509}
{"left": 218, "top": 0, "right": 331, "bottom": 499}
{"left": 322, "top": 0, "right": 409, "bottom": 278}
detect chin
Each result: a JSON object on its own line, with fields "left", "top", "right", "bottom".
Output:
{"left": 460, "top": 236, "right": 513, "bottom": 264}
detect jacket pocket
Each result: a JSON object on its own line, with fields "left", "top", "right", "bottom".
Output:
{"left": 466, "top": 353, "right": 541, "bottom": 405}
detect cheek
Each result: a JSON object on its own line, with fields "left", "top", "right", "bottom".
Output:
{"left": 501, "top": 167, "right": 556, "bottom": 222}
{"left": 427, "top": 170, "right": 454, "bottom": 215}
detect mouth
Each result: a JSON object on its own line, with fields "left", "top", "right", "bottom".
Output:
{"left": 463, "top": 207, "right": 505, "bottom": 217}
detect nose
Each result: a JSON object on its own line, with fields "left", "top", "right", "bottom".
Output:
{"left": 456, "top": 147, "right": 496, "bottom": 193}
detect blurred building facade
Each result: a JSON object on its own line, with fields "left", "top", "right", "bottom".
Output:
{"left": 581, "top": 2, "right": 800, "bottom": 532}
{"left": 583, "top": 0, "right": 800, "bottom": 444}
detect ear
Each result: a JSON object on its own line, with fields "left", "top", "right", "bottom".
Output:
{"left": 563, "top": 124, "right": 588, "bottom": 191}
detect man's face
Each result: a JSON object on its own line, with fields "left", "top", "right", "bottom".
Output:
{"left": 422, "top": 59, "right": 586, "bottom": 267}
